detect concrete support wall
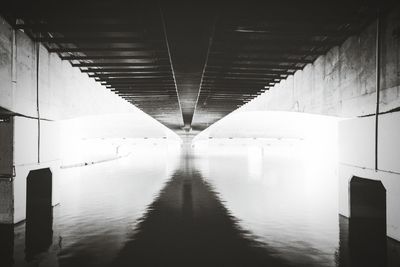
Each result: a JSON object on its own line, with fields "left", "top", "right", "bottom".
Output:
{"left": 0, "top": 118, "right": 13, "bottom": 224}
{"left": 338, "top": 112, "right": 400, "bottom": 241}
{"left": 220, "top": 8, "right": 400, "bottom": 241}
{"left": 0, "top": 118, "right": 13, "bottom": 174}
{"left": 0, "top": 16, "right": 139, "bottom": 120}
{"left": 239, "top": 7, "right": 400, "bottom": 118}
{"left": 13, "top": 116, "right": 60, "bottom": 223}
{"left": 0, "top": 116, "right": 60, "bottom": 224}
{"left": 0, "top": 15, "right": 178, "bottom": 224}
{"left": 0, "top": 179, "right": 13, "bottom": 223}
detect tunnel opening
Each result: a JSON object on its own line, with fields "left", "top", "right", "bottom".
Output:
{"left": 349, "top": 176, "right": 387, "bottom": 266}
{"left": 25, "top": 168, "right": 53, "bottom": 261}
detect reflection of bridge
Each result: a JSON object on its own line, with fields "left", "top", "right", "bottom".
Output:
{"left": 0, "top": 0, "right": 400, "bottom": 250}
{"left": 1, "top": 149, "right": 396, "bottom": 267}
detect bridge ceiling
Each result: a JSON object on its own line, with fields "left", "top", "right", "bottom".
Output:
{"left": 2, "top": 1, "right": 388, "bottom": 134}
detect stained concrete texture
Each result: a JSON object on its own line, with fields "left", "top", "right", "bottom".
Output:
{"left": 240, "top": 6, "right": 400, "bottom": 118}
{"left": 0, "top": 118, "right": 13, "bottom": 174}
{"left": 0, "top": 15, "right": 173, "bottom": 126}
{"left": 0, "top": 14, "right": 180, "bottom": 225}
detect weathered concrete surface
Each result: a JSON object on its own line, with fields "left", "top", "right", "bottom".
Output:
{"left": 0, "top": 116, "right": 60, "bottom": 224}
{"left": 0, "top": 179, "right": 13, "bottom": 224}
{"left": 0, "top": 16, "right": 139, "bottom": 120}
{"left": 0, "top": 116, "right": 13, "bottom": 223}
{"left": 0, "top": 117, "right": 13, "bottom": 175}
{"left": 194, "top": 7, "right": 400, "bottom": 242}
{"left": 0, "top": 15, "right": 179, "bottom": 224}
{"left": 240, "top": 6, "right": 400, "bottom": 118}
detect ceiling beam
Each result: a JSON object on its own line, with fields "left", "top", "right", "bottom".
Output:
{"left": 60, "top": 55, "right": 166, "bottom": 60}
{"left": 72, "top": 62, "right": 169, "bottom": 67}
{"left": 207, "top": 63, "right": 304, "bottom": 70}
{"left": 89, "top": 72, "right": 172, "bottom": 78}
{"left": 16, "top": 23, "right": 151, "bottom": 33}
{"left": 49, "top": 47, "right": 161, "bottom": 53}
{"left": 34, "top": 36, "right": 162, "bottom": 43}
{"left": 81, "top": 67, "right": 170, "bottom": 73}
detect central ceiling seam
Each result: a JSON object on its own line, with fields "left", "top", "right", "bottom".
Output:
{"left": 159, "top": 4, "right": 185, "bottom": 128}
{"left": 191, "top": 15, "right": 218, "bottom": 128}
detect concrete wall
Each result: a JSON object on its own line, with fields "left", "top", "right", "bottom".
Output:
{"left": 0, "top": 118, "right": 13, "bottom": 174}
{"left": 338, "top": 112, "right": 400, "bottom": 241}
{"left": 0, "top": 15, "right": 180, "bottom": 224}
{"left": 0, "top": 16, "right": 139, "bottom": 120}
{"left": 0, "top": 13, "right": 179, "bottom": 164}
{"left": 0, "top": 178, "right": 13, "bottom": 224}
{"left": 0, "top": 118, "right": 13, "bottom": 223}
{"left": 239, "top": 6, "right": 400, "bottom": 118}
{"left": 0, "top": 116, "right": 60, "bottom": 224}
{"left": 195, "top": 7, "right": 400, "bottom": 242}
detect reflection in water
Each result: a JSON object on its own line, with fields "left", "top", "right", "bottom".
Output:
{"left": 2, "top": 143, "right": 400, "bottom": 266}
{"left": 348, "top": 218, "right": 387, "bottom": 267}
{"left": 111, "top": 153, "right": 293, "bottom": 267}
{"left": 0, "top": 224, "right": 14, "bottom": 267}
{"left": 25, "top": 208, "right": 53, "bottom": 262}
{"left": 181, "top": 178, "right": 193, "bottom": 220}
{"left": 55, "top": 143, "right": 180, "bottom": 267}
{"left": 193, "top": 143, "right": 340, "bottom": 266}
{"left": 339, "top": 216, "right": 391, "bottom": 267}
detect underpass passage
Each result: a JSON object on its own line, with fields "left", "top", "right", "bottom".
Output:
{"left": 161, "top": 2, "right": 216, "bottom": 129}
{"left": 0, "top": 0, "right": 400, "bottom": 266}
{"left": 25, "top": 168, "right": 53, "bottom": 262}
{"left": 0, "top": 1, "right": 387, "bottom": 135}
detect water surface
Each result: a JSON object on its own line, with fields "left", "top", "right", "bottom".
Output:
{"left": 1, "top": 142, "right": 399, "bottom": 266}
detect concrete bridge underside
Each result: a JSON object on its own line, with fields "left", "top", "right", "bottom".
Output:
{"left": 0, "top": 1, "right": 400, "bottom": 242}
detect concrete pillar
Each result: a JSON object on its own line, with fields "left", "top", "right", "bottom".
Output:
{"left": 338, "top": 111, "right": 400, "bottom": 242}
{"left": 0, "top": 116, "right": 14, "bottom": 224}
{"left": 0, "top": 116, "right": 60, "bottom": 224}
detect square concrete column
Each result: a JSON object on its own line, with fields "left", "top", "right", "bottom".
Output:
{"left": 0, "top": 116, "right": 13, "bottom": 224}
{"left": 0, "top": 116, "right": 60, "bottom": 224}
{"left": 338, "top": 112, "right": 400, "bottom": 242}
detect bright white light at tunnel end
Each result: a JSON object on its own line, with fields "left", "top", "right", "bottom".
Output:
{"left": 192, "top": 111, "right": 345, "bottom": 166}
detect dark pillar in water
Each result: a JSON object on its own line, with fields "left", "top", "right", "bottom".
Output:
{"left": 339, "top": 176, "right": 387, "bottom": 267}
{"left": 25, "top": 168, "right": 53, "bottom": 261}
{"left": 0, "top": 224, "right": 14, "bottom": 267}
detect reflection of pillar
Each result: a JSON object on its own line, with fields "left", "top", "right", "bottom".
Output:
{"left": 338, "top": 215, "right": 350, "bottom": 267}
{"left": 25, "top": 208, "right": 53, "bottom": 262}
{"left": 182, "top": 179, "right": 193, "bottom": 220}
{"left": 349, "top": 218, "right": 387, "bottom": 267}
{"left": 0, "top": 224, "right": 14, "bottom": 267}
{"left": 339, "top": 214, "right": 387, "bottom": 267}
{"left": 182, "top": 145, "right": 194, "bottom": 221}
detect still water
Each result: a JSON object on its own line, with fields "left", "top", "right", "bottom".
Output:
{"left": 1, "top": 141, "right": 400, "bottom": 267}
